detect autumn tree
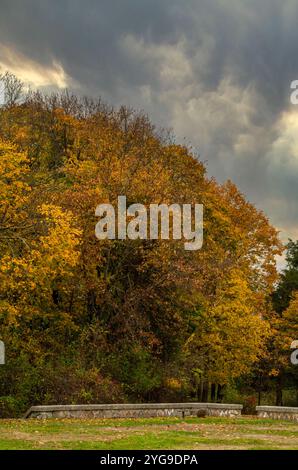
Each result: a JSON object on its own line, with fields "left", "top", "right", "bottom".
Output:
{"left": 267, "top": 241, "right": 298, "bottom": 405}
{"left": 0, "top": 76, "right": 283, "bottom": 412}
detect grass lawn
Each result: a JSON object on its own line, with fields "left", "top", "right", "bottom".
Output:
{"left": 0, "top": 416, "right": 297, "bottom": 450}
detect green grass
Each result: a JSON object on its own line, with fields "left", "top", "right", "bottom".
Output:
{"left": 0, "top": 416, "right": 297, "bottom": 450}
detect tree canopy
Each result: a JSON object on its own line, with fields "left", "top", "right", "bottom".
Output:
{"left": 0, "top": 78, "right": 286, "bottom": 414}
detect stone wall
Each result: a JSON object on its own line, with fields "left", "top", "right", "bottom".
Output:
{"left": 256, "top": 406, "right": 298, "bottom": 422}
{"left": 24, "top": 402, "right": 243, "bottom": 419}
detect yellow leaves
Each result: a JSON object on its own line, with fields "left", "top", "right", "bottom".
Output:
{"left": 0, "top": 138, "right": 30, "bottom": 211}
{"left": 0, "top": 98, "right": 284, "bottom": 387}
{"left": 269, "top": 369, "right": 280, "bottom": 377}
{"left": 185, "top": 268, "right": 270, "bottom": 383}
{"left": 282, "top": 291, "right": 298, "bottom": 323}
{"left": 28, "top": 204, "right": 81, "bottom": 282}
{"left": 38, "top": 204, "right": 81, "bottom": 253}
{"left": 0, "top": 198, "right": 82, "bottom": 327}
{"left": 164, "top": 377, "right": 182, "bottom": 390}
{"left": 0, "top": 300, "right": 19, "bottom": 323}
{"left": 205, "top": 180, "right": 283, "bottom": 292}
{"left": 271, "top": 291, "right": 298, "bottom": 371}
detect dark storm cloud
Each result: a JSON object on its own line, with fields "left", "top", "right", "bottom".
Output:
{"left": 1, "top": 0, "right": 298, "bottom": 246}
{"left": 0, "top": 0, "right": 185, "bottom": 96}
{"left": 2, "top": 0, "right": 296, "bottom": 106}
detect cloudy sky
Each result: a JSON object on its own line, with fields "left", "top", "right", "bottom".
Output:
{"left": 1, "top": 0, "right": 298, "bottom": 263}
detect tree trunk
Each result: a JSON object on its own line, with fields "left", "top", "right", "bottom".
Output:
{"left": 258, "top": 374, "right": 262, "bottom": 406}
{"left": 197, "top": 380, "right": 204, "bottom": 402}
{"left": 275, "top": 375, "right": 283, "bottom": 406}
{"left": 202, "top": 381, "right": 209, "bottom": 402}
{"left": 217, "top": 384, "right": 225, "bottom": 403}
{"left": 210, "top": 383, "right": 217, "bottom": 402}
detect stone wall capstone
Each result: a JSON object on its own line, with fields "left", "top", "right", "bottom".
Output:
{"left": 256, "top": 406, "right": 298, "bottom": 422}
{"left": 24, "top": 402, "right": 243, "bottom": 419}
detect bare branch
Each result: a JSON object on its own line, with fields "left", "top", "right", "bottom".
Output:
{"left": 0, "top": 71, "right": 23, "bottom": 107}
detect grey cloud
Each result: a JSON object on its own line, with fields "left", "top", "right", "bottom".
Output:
{"left": 1, "top": 0, "right": 298, "bottom": 247}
